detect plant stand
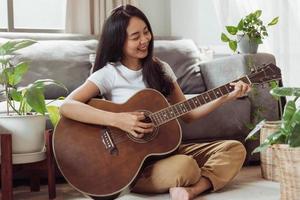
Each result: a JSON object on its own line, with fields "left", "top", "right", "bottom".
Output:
{"left": 0, "top": 130, "right": 56, "bottom": 200}
{"left": 276, "top": 145, "right": 300, "bottom": 200}
{"left": 260, "top": 121, "right": 281, "bottom": 182}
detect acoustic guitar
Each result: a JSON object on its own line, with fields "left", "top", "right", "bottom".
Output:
{"left": 53, "top": 63, "right": 281, "bottom": 199}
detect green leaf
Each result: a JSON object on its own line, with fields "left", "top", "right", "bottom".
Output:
{"left": 245, "top": 120, "right": 265, "bottom": 141}
{"left": 0, "top": 41, "right": 16, "bottom": 55}
{"left": 20, "top": 99, "right": 32, "bottom": 114}
{"left": 267, "top": 130, "right": 285, "bottom": 144}
{"left": 270, "top": 87, "right": 300, "bottom": 97}
{"left": 0, "top": 57, "right": 10, "bottom": 65}
{"left": 289, "top": 109, "right": 300, "bottom": 129}
{"left": 8, "top": 62, "right": 29, "bottom": 86}
{"left": 269, "top": 81, "right": 278, "bottom": 89}
{"left": 46, "top": 105, "right": 61, "bottom": 127}
{"left": 229, "top": 40, "right": 237, "bottom": 52}
{"left": 25, "top": 87, "right": 47, "bottom": 115}
{"left": 255, "top": 38, "right": 263, "bottom": 44}
{"left": 0, "top": 40, "right": 36, "bottom": 55}
{"left": 268, "top": 17, "right": 279, "bottom": 26}
{"left": 237, "top": 19, "right": 244, "bottom": 30}
{"left": 226, "top": 26, "right": 238, "bottom": 35}
{"left": 282, "top": 100, "right": 296, "bottom": 131}
{"left": 252, "top": 141, "right": 270, "bottom": 154}
{"left": 30, "top": 79, "right": 68, "bottom": 92}
{"left": 9, "top": 88, "right": 23, "bottom": 102}
{"left": 254, "top": 10, "right": 262, "bottom": 18}
{"left": 288, "top": 123, "right": 300, "bottom": 147}
{"left": 221, "top": 33, "right": 230, "bottom": 42}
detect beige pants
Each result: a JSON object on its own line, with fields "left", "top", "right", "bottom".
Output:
{"left": 133, "top": 140, "right": 246, "bottom": 193}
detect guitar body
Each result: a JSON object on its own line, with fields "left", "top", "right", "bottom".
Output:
{"left": 53, "top": 89, "right": 182, "bottom": 199}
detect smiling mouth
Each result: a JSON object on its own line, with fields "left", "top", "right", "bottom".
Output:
{"left": 138, "top": 46, "right": 148, "bottom": 51}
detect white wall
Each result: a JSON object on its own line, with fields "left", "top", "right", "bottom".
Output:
{"left": 139, "top": 0, "right": 171, "bottom": 36}
{"left": 139, "top": 0, "right": 224, "bottom": 47}
{"left": 170, "top": 0, "right": 222, "bottom": 46}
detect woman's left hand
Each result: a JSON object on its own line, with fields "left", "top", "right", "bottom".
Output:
{"left": 226, "top": 80, "right": 252, "bottom": 101}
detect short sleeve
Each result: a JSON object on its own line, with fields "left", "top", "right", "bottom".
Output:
{"left": 87, "top": 65, "right": 115, "bottom": 96}
{"left": 158, "top": 59, "right": 177, "bottom": 82}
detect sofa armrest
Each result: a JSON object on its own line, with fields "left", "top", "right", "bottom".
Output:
{"left": 199, "top": 53, "right": 276, "bottom": 90}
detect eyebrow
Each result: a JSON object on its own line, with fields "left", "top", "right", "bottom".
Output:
{"left": 129, "top": 26, "right": 148, "bottom": 37}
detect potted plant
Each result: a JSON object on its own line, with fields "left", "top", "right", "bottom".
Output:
{"left": 252, "top": 87, "right": 300, "bottom": 199}
{"left": 0, "top": 39, "right": 67, "bottom": 154}
{"left": 221, "top": 10, "right": 279, "bottom": 53}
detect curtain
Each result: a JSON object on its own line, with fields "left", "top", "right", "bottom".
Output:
{"left": 213, "top": 0, "right": 300, "bottom": 89}
{"left": 65, "top": 0, "right": 139, "bottom": 35}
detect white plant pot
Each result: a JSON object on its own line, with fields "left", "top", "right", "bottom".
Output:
{"left": 237, "top": 34, "right": 259, "bottom": 54}
{"left": 0, "top": 114, "right": 46, "bottom": 154}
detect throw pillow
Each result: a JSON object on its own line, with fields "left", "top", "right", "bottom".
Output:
{"left": 8, "top": 39, "right": 98, "bottom": 99}
{"left": 154, "top": 39, "right": 206, "bottom": 94}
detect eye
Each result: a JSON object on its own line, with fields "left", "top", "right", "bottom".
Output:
{"left": 144, "top": 30, "right": 150, "bottom": 35}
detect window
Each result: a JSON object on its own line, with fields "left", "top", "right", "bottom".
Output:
{"left": 0, "top": 0, "right": 8, "bottom": 29}
{"left": 0, "top": 0, "right": 67, "bottom": 32}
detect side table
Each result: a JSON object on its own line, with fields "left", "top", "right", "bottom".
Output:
{"left": 0, "top": 130, "right": 56, "bottom": 200}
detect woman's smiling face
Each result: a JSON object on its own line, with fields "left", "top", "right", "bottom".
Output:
{"left": 122, "top": 16, "right": 152, "bottom": 63}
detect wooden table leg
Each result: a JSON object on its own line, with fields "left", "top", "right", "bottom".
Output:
{"left": 30, "top": 172, "right": 40, "bottom": 192}
{"left": 45, "top": 130, "right": 56, "bottom": 199}
{"left": 1, "top": 134, "right": 13, "bottom": 200}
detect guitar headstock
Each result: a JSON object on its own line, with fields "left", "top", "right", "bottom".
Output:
{"left": 248, "top": 63, "right": 281, "bottom": 85}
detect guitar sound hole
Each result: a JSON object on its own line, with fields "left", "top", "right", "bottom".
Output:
{"left": 127, "top": 110, "right": 159, "bottom": 143}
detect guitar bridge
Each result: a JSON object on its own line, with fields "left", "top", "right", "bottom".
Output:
{"left": 101, "top": 127, "right": 118, "bottom": 155}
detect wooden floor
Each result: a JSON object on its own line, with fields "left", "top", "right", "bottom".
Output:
{"left": 7, "top": 166, "right": 280, "bottom": 200}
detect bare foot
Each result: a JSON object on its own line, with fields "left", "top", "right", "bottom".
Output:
{"left": 169, "top": 187, "right": 196, "bottom": 200}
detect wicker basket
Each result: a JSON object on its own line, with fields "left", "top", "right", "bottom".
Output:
{"left": 260, "top": 121, "right": 281, "bottom": 182}
{"left": 276, "top": 144, "right": 300, "bottom": 200}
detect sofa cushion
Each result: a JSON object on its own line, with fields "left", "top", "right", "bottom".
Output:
{"left": 180, "top": 94, "right": 251, "bottom": 142}
{"left": 1, "top": 39, "right": 98, "bottom": 99}
{"left": 154, "top": 39, "right": 206, "bottom": 94}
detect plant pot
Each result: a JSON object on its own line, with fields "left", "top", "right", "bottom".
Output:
{"left": 0, "top": 114, "right": 46, "bottom": 154}
{"left": 276, "top": 144, "right": 300, "bottom": 200}
{"left": 237, "top": 34, "right": 259, "bottom": 54}
{"left": 260, "top": 121, "right": 281, "bottom": 182}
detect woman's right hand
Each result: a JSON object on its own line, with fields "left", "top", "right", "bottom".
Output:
{"left": 112, "top": 112, "right": 155, "bottom": 138}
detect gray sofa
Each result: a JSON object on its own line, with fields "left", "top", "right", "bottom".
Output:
{"left": 0, "top": 32, "right": 280, "bottom": 163}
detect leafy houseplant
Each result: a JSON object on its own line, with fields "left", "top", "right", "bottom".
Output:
{"left": 0, "top": 39, "right": 67, "bottom": 154}
{"left": 221, "top": 10, "right": 279, "bottom": 53}
{"left": 0, "top": 39, "right": 66, "bottom": 119}
{"left": 251, "top": 87, "right": 300, "bottom": 199}
{"left": 252, "top": 87, "right": 300, "bottom": 153}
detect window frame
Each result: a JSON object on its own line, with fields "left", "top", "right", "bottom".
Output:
{"left": 0, "top": 0, "right": 64, "bottom": 33}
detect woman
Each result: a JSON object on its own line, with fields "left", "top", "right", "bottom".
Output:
{"left": 60, "top": 4, "right": 250, "bottom": 200}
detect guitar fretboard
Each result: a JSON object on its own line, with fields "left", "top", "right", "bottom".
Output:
{"left": 149, "top": 76, "right": 251, "bottom": 126}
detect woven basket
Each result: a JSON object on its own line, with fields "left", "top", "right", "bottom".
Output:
{"left": 260, "top": 121, "right": 281, "bottom": 182}
{"left": 276, "top": 144, "right": 300, "bottom": 200}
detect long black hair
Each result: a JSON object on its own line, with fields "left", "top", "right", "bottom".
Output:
{"left": 93, "top": 4, "right": 174, "bottom": 97}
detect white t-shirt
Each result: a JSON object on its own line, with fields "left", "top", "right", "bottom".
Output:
{"left": 88, "top": 61, "right": 177, "bottom": 103}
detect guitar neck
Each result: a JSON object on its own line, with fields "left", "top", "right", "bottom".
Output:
{"left": 149, "top": 76, "right": 251, "bottom": 126}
